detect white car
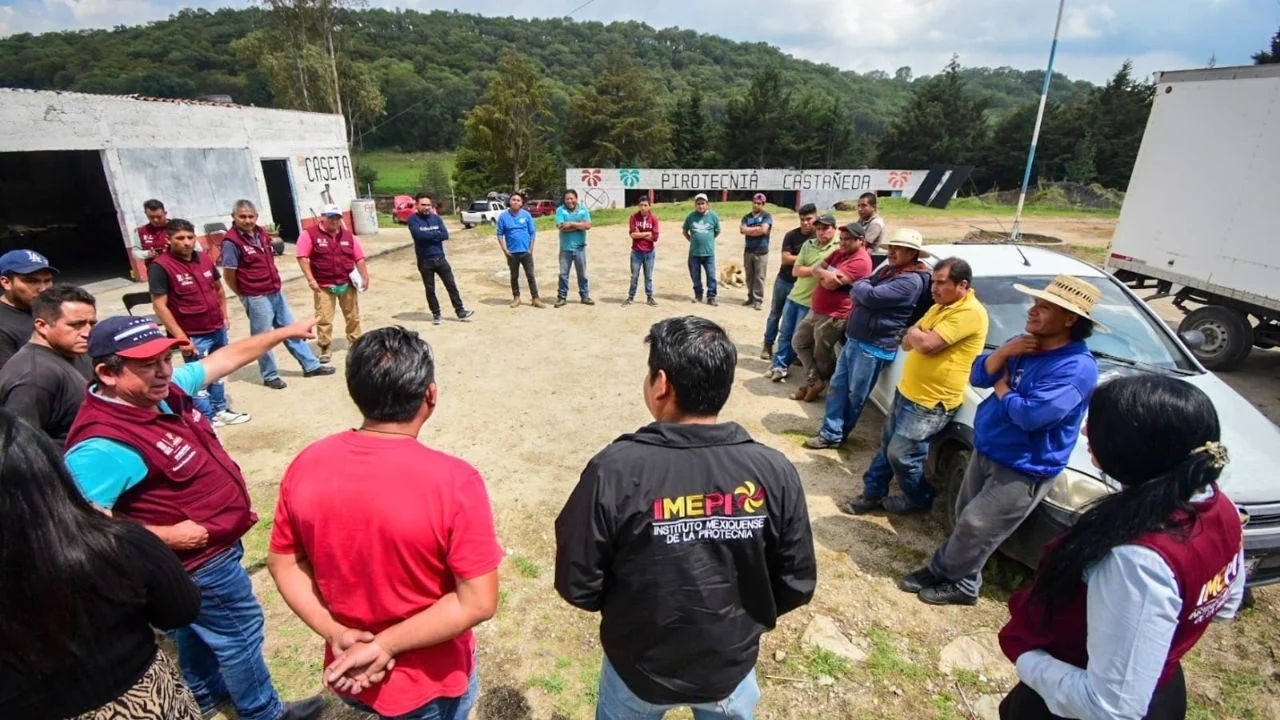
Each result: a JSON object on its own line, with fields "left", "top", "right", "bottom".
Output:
{"left": 460, "top": 200, "right": 506, "bottom": 229}
{"left": 869, "top": 243, "right": 1280, "bottom": 587}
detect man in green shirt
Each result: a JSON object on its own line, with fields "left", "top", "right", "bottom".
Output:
{"left": 768, "top": 214, "right": 839, "bottom": 381}
{"left": 681, "top": 193, "right": 721, "bottom": 306}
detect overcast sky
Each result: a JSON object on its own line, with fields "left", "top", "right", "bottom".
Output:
{"left": 1, "top": 0, "right": 1275, "bottom": 83}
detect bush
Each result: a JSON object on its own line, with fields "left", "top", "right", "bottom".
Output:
{"left": 355, "top": 162, "right": 379, "bottom": 195}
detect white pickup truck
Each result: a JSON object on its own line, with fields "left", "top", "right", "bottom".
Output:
{"left": 460, "top": 200, "right": 505, "bottom": 229}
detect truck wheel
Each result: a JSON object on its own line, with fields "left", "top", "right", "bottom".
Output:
{"left": 1179, "top": 306, "right": 1254, "bottom": 371}
{"left": 940, "top": 445, "right": 972, "bottom": 534}
{"left": 462, "top": 223, "right": 473, "bottom": 229}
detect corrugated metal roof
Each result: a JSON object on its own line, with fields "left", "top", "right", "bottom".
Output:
{"left": 0, "top": 87, "right": 242, "bottom": 107}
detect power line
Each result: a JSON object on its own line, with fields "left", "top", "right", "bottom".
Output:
{"left": 566, "top": 0, "right": 598, "bottom": 16}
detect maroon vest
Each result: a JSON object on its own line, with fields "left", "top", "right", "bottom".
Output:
{"left": 301, "top": 226, "right": 357, "bottom": 287}
{"left": 65, "top": 384, "right": 258, "bottom": 571}
{"left": 224, "top": 225, "right": 282, "bottom": 296}
{"left": 136, "top": 224, "right": 169, "bottom": 255}
{"left": 152, "top": 251, "right": 225, "bottom": 335}
{"left": 999, "top": 487, "right": 1243, "bottom": 687}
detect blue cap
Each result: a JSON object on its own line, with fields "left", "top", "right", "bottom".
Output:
{"left": 88, "top": 316, "right": 183, "bottom": 360}
{"left": 0, "top": 249, "right": 57, "bottom": 275}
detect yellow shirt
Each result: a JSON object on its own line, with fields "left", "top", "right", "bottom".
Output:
{"left": 898, "top": 290, "right": 989, "bottom": 411}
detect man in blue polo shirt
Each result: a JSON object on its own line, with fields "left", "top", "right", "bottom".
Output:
{"left": 554, "top": 190, "right": 594, "bottom": 308}
{"left": 740, "top": 193, "right": 773, "bottom": 310}
{"left": 497, "top": 193, "right": 543, "bottom": 309}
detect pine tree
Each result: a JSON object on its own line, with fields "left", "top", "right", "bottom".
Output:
{"left": 1254, "top": 27, "right": 1280, "bottom": 64}
{"left": 876, "top": 56, "right": 990, "bottom": 169}
{"left": 669, "top": 90, "right": 712, "bottom": 168}
{"left": 717, "top": 67, "right": 794, "bottom": 168}
{"left": 1088, "top": 61, "right": 1153, "bottom": 189}
{"left": 566, "top": 50, "right": 672, "bottom": 167}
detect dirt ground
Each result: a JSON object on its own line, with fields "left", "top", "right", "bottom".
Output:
{"left": 206, "top": 209, "right": 1279, "bottom": 719}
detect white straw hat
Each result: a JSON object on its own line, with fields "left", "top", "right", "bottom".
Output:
{"left": 1014, "top": 274, "right": 1108, "bottom": 332}
{"left": 885, "top": 228, "right": 931, "bottom": 258}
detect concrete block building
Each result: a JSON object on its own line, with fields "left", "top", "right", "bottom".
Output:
{"left": 0, "top": 88, "right": 356, "bottom": 281}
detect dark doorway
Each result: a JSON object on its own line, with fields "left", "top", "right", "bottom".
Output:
{"left": 261, "top": 159, "right": 300, "bottom": 243}
{"left": 0, "top": 151, "right": 129, "bottom": 281}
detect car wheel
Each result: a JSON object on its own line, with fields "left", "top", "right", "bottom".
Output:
{"left": 463, "top": 223, "right": 473, "bottom": 229}
{"left": 1179, "top": 306, "right": 1253, "bottom": 371}
{"left": 940, "top": 445, "right": 972, "bottom": 534}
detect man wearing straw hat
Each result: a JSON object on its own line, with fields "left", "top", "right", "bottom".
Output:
{"left": 901, "top": 274, "right": 1100, "bottom": 607}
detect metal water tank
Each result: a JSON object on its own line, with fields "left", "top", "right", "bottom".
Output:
{"left": 350, "top": 199, "right": 379, "bottom": 235}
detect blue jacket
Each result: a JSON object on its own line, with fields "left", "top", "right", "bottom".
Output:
{"left": 846, "top": 262, "right": 930, "bottom": 350}
{"left": 971, "top": 340, "right": 1098, "bottom": 478}
{"left": 408, "top": 212, "right": 448, "bottom": 261}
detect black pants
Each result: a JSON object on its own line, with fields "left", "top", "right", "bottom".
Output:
{"left": 999, "top": 664, "right": 1186, "bottom": 720}
{"left": 417, "top": 255, "right": 465, "bottom": 317}
{"left": 507, "top": 252, "right": 539, "bottom": 298}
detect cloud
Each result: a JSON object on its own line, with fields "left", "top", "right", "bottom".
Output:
{"left": 0, "top": 0, "right": 1273, "bottom": 83}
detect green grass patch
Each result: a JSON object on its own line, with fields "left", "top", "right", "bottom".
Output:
{"left": 1065, "top": 244, "right": 1108, "bottom": 266}
{"left": 877, "top": 196, "right": 1119, "bottom": 219}
{"left": 510, "top": 553, "right": 542, "bottom": 579}
{"left": 864, "top": 626, "right": 929, "bottom": 683}
{"left": 532, "top": 200, "right": 761, "bottom": 233}
{"left": 528, "top": 671, "right": 567, "bottom": 695}
{"left": 805, "top": 647, "right": 852, "bottom": 679}
{"left": 580, "top": 666, "right": 601, "bottom": 706}
{"left": 356, "top": 150, "right": 456, "bottom": 196}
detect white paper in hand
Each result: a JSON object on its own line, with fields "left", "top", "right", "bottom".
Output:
{"left": 349, "top": 267, "right": 365, "bottom": 293}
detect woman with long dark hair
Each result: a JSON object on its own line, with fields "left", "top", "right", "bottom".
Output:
{"left": 0, "top": 409, "right": 202, "bottom": 719}
{"left": 998, "top": 375, "right": 1246, "bottom": 719}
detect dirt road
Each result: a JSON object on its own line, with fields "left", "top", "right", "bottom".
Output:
{"left": 208, "top": 212, "right": 1278, "bottom": 719}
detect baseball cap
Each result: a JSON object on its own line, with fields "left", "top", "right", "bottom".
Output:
{"left": 320, "top": 204, "right": 343, "bottom": 217}
{"left": 840, "top": 221, "right": 867, "bottom": 237}
{"left": 693, "top": 193, "right": 709, "bottom": 203}
{"left": 814, "top": 214, "right": 838, "bottom": 227}
{"left": 0, "top": 249, "right": 57, "bottom": 275}
{"left": 89, "top": 316, "right": 184, "bottom": 360}
{"left": 752, "top": 193, "right": 767, "bottom": 203}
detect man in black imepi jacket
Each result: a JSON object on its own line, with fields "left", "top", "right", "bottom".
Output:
{"left": 555, "top": 315, "right": 816, "bottom": 719}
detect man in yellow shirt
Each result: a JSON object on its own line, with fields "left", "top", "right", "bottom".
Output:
{"left": 843, "top": 257, "right": 989, "bottom": 515}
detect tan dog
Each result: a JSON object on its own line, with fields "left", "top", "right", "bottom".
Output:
{"left": 719, "top": 263, "right": 746, "bottom": 288}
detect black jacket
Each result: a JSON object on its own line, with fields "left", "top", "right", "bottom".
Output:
{"left": 554, "top": 422, "right": 816, "bottom": 705}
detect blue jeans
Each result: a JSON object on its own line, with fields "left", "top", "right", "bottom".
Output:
{"left": 596, "top": 658, "right": 760, "bottom": 720}
{"left": 169, "top": 543, "right": 283, "bottom": 720}
{"left": 184, "top": 328, "right": 229, "bottom": 421}
{"left": 558, "top": 248, "right": 590, "bottom": 300}
{"left": 763, "top": 275, "right": 796, "bottom": 345}
{"left": 240, "top": 292, "right": 320, "bottom": 381}
{"left": 688, "top": 255, "right": 717, "bottom": 300}
{"left": 770, "top": 300, "right": 809, "bottom": 372}
{"left": 629, "top": 249, "right": 655, "bottom": 300}
{"left": 818, "top": 340, "right": 891, "bottom": 443}
{"left": 343, "top": 665, "right": 479, "bottom": 720}
{"left": 863, "top": 391, "right": 956, "bottom": 507}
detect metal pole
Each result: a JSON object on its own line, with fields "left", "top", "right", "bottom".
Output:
{"left": 1010, "top": 0, "right": 1066, "bottom": 242}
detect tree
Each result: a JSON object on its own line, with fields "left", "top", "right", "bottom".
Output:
{"left": 418, "top": 160, "right": 451, "bottom": 211}
{"left": 1088, "top": 61, "right": 1153, "bottom": 189}
{"left": 668, "top": 90, "right": 712, "bottom": 167}
{"left": 717, "top": 67, "right": 795, "bottom": 167}
{"left": 566, "top": 49, "right": 671, "bottom": 167}
{"left": 894, "top": 66, "right": 913, "bottom": 83}
{"left": 1063, "top": 133, "right": 1097, "bottom": 184}
{"left": 788, "top": 96, "right": 859, "bottom": 168}
{"left": 1254, "top": 27, "right": 1280, "bottom": 64}
{"left": 453, "top": 49, "right": 556, "bottom": 195}
{"left": 876, "top": 56, "right": 990, "bottom": 169}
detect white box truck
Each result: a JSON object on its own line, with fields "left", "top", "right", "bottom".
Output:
{"left": 1107, "top": 64, "right": 1280, "bottom": 370}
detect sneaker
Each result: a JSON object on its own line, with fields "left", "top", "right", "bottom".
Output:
{"left": 707, "top": 298, "right": 718, "bottom": 306}
{"left": 742, "top": 299, "right": 754, "bottom": 306}
{"left": 554, "top": 297, "right": 567, "bottom": 308}
{"left": 264, "top": 377, "right": 287, "bottom": 390}
{"left": 510, "top": 297, "right": 522, "bottom": 308}
{"left": 760, "top": 344, "right": 773, "bottom": 361}
{"left": 803, "top": 380, "right": 826, "bottom": 403}
{"left": 919, "top": 581, "right": 979, "bottom": 607}
{"left": 317, "top": 349, "right": 331, "bottom": 364}
{"left": 432, "top": 314, "right": 443, "bottom": 326}
{"left": 647, "top": 297, "right": 658, "bottom": 307}
{"left": 752, "top": 302, "right": 763, "bottom": 311}
{"left": 692, "top": 297, "right": 702, "bottom": 304}
{"left": 531, "top": 298, "right": 546, "bottom": 308}
{"left": 279, "top": 696, "right": 326, "bottom": 720}
{"left": 623, "top": 298, "right": 634, "bottom": 306}
{"left": 303, "top": 365, "right": 336, "bottom": 378}
{"left": 768, "top": 367, "right": 788, "bottom": 382}
{"left": 581, "top": 297, "right": 595, "bottom": 306}
{"left": 458, "top": 309, "right": 475, "bottom": 321}
{"left": 898, "top": 567, "right": 940, "bottom": 594}
{"left": 838, "top": 494, "right": 885, "bottom": 515}
{"left": 215, "top": 410, "right": 251, "bottom": 426}
{"left": 882, "top": 495, "right": 932, "bottom": 515}
{"left": 803, "top": 435, "right": 841, "bottom": 450}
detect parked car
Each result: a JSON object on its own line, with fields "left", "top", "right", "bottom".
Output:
{"left": 460, "top": 200, "right": 505, "bottom": 228}
{"left": 391, "top": 195, "right": 416, "bottom": 224}
{"left": 526, "top": 199, "right": 556, "bottom": 218}
{"left": 869, "top": 242, "right": 1280, "bottom": 587}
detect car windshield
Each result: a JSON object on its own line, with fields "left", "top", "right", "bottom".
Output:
{"left": 468, "top": 202, "right": 489, "bottom": 212}
{"left": 971, "top": 274, "right": 1199, "bottom": 373}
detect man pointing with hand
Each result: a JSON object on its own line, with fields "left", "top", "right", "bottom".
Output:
{"left": 64, "top": 315, "right": 328, "bottom": 720}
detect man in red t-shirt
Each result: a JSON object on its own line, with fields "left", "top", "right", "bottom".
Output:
{"left": 791, "top": 222, "right": 873, "bottom": 402}
{"left": 267, "top": 327, "right": 502, "bottom": 719}
{"left": 626, "top": 197, "right": 660, "bottom": 306}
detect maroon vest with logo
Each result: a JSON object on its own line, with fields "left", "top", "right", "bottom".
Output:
{"left": 136, "top": 224, "right": 168, "bottom": 256}
{"left": 999, "top": 487, "right": 1243, "bottom": 687}
{"left": 152, "top": 251, "right": 225, "bottom": 335}
{"left": 224, "top": 225, "right": 282, "bottom": 296}
{"left": 65, "top": 384, "right": 258, "bottom": 571}
{"left": 301, "top": 226, "right": 357, "bottom": 287}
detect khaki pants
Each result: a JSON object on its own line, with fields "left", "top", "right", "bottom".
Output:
{"left": 314, "top": 285, "right": 361, "bottom": 353}
{"left": 792, "top": 311, "right": 846, "bottom": 383}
